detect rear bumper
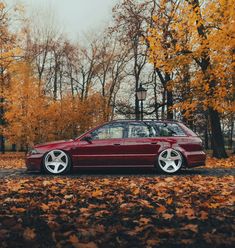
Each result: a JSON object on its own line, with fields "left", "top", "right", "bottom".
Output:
{"left": 26, "top": 154, "right": 44, "bottom": 172}
{"left": 184, "top": 151, "right": 206, "bottom": 168}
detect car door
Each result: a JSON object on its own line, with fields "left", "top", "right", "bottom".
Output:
{"left": 122, "top": 121, "right": 161, "bottom": 167}
{"left": 74, "top": 122, "right": 127, "bottom": 167}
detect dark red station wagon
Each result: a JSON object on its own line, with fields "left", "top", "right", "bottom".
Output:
{"left": 26, "top": 120, "right": 206, "bottom": 175}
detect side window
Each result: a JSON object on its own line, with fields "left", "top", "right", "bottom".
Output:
{"left": 91, "top": 123, "right": 125, "bottom": 140}
{"left": 128, "top": 122, "right": 156, "bottom": 138}
{"left": 154, "top": 122, "right": 186, "bottom": 137}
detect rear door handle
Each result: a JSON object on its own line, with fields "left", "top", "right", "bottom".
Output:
{"left": 151, "top": 142, "right": 157, "bottom": 144}
{"left": 113, "top": 143, "right": 121, "bottom": 146}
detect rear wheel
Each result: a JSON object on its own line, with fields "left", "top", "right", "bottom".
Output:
{"left": 156, "top": 148, "right": 183, "bottom": 174}
{"left": 43, "top": 150, "right": 71, "bottom": 175}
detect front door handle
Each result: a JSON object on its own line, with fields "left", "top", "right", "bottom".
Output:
{"left": 113, "top": 143, "right": 121, "bottom": 146}
{"left": 151, "top": 142, "right": 157, "bottom": 144}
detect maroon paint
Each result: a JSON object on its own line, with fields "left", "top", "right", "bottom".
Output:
{"left": 26, "top": 120, "right": 206, "bottom": 172}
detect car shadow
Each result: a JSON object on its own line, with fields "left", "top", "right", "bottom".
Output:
{"left": 26, "top": 167, "right": 235, "bottom": 177}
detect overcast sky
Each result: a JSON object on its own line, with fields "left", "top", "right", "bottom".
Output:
{"left": 8, "top": 0, "right": 118, "bottom": 40}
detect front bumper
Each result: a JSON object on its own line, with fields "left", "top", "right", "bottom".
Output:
{"left": 26, "top": 153, "right": 44, "bottom": 172}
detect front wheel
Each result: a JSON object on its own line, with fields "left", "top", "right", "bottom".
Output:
{"left": 156, "top": 148, "right": 183, "bottom": 174}
{"left": 43, "top": 150, "right": 71, "bottom": 175}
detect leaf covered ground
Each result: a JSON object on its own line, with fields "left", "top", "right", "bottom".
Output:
{"left": 0, "top": 154, "right": 234, "bottom": 248}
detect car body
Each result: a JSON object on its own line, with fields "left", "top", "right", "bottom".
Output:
{"left": 26, "top": 119, "right": 206, "bottom": 174}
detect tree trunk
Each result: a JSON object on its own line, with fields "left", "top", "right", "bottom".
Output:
{"left": 153, "top": 69, "right": 159, "bottom": 119}
{"left": 161, "top": 89, "right": 166, "bottom": 119}
{"left": 12, "top": 144, "right": 16, "bottom": 152}
{"left": 229, "top": 115, "right": 234, "bottom": 152}
{"left": 204, "top": 126, "right": 209, "bottom": 150}
{"left": 53, "top": 71, "right": 58, "bottom": 100}
{"left": 166, "top": 90, "right": 173, "bottom": 119}
{"left": 0, "top": 97, "right": 5, "bottom": 154}
{"left": 135, "top": 93, "right": 140, "bottom": 120}
{"left": 155, "top": 69, "right": 173, "bottom": 120}
{"left": 209, "top": 108, "right": 228, "bottom": 158}
{"left": 204, "top": 114, "right": 209, "bottom": 150}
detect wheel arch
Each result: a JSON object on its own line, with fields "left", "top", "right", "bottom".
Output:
{"left": 172, "top": 147, "right": 188, "bottom": 168}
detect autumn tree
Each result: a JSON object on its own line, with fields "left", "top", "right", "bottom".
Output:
{"left": 0, "top": 2, "right": 22, "bottom": 153}
{"left": 4, "top": 62, "right": 45, "bottom": 148}
{"left": 186, "top": 0, "right": 234, "bottom": 158}
{"left": 147, "top": 0, "right": 234, "bottom": 158}
{"left": 112, "top": 0, "right": 150, "bottom": 119}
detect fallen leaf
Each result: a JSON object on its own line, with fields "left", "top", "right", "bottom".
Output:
{"left": 72, "top": 242, "right": 98, "bottom": 248}
{"left": 181, "top": 224, "right": 198, "bottom": 233}
{"left": 23, "top": 228, "right": 36, "bottom": 240}
{"left": 92, "top": 190, "right": 103, "bottom": 197}
{"left": 41, "top": 203, "right": 49, "bottom": 211}
{"left": 166, "top": 198, "right": 173, "bottom": 205}
{"left": 162, "top": 213, "right": 174, "bottom": 219}
{"left": 147, "top": 239, "right": 160, "bottom": 246}
{"left": 199, "top": 211, "right": 208, "bottom": 220}
{"left": 64, "top": 194, "right": 74, "bottom": 199}
{"left": 69, "top": 234, "right": 79, "bottom": 244}
{"left": 156, "top": 204, "right": 166, "bottom": 214}
{"left": 139, "top": 217, "right": 151, "bottom": 225}
{"left": 10, "top": 207, "right": 26, "bottom": 213}
{"left": 181, "top": 239, "right": 194, "bottom": 244}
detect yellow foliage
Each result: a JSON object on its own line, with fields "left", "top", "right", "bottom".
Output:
{"left": 147, "top": 0, "right": 235, "bottom": 119}
{"left": 3, "top": 61, "right": 108, "bottom": 148}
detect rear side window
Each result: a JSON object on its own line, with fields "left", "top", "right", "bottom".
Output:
{"left": 127, "top": 122, "right": 156, "bottom": 138}
{"left": 154, "top": 122, "right": 187, "bottom": 137}
{"left": 126, "top": 122, "right": 186, "bottom": 138}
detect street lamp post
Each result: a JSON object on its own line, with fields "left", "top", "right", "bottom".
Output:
{"left": 136, "top": 84, "right": 147, "bottom": 121}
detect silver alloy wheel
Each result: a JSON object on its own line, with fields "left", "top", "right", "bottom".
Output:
{"left": 44, "top": 150, "right": 69, "bottom": 174}
{"left": 158, "top": 148, "right": 182, "bottom": 173}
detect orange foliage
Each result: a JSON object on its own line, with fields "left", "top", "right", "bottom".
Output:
{"left": 147, "top": 0, "right": 235, "bottom": 118}
{"left": 3, "top": 61, "right": 107, "bottom": 148}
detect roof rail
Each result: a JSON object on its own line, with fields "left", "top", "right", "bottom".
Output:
{"left": 110, "top": 119, "right": 180, "bottom": 122}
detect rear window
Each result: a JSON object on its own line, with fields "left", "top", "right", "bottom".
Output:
{"left": 178, "top": 123, "right": 197, "bottom": 136}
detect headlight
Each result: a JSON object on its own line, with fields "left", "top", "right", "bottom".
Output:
{"left": 28, "top": 149, "right": 39, "bottom": 155}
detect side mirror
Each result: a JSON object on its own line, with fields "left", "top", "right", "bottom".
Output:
{"left": 82, "top": 134, "right": 93, "bottom": 144}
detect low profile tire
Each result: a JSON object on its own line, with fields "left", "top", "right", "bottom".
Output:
{"left": 43, "top": 150, "right": 71, "bottom": 175}
{"left": 156, "top": 148, "right": 183, "bottom": 174}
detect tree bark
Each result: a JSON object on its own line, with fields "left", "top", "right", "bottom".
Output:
{"left": 135, "top": 92, "right": 140, "bottom": 120}
{"left": 209, "top": 108, "right": 228, "bottom": 158}
{"left": 204, "top": 113, "right": 209, "bottom": 150}
{"left": 161, "top": 89, "right": 166, "bottom": 119}
{"left": 155, "top": 69, "right": 173, "bottom": 119}
{"left": 166, "top": 90, "right": 173, "bottom": 119}
{"left": 0, "top": 96, "right": 5, "bottom": 154}
{"left": 228, "top": 115, "right": 234, "bottom": 151}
